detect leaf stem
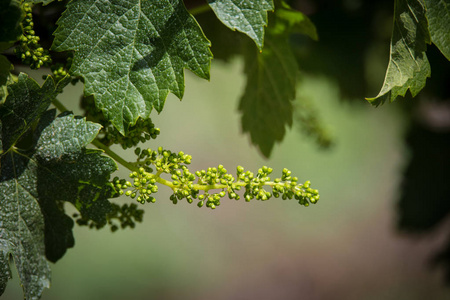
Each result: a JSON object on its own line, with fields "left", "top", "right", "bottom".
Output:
{"left": 188, "top": 4, "right": 211, "bottom": 16}
{"left": 91, "top": 139, "right": 138, "bottom": 172}
{"left": 52, "top": 98, "right": 69, "bottom": 112}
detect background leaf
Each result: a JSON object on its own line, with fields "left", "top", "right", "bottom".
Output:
{"left": 207, "top": 0, "right": 274, "bottom": 50}
{"left": 52, "top": 0, "right": 212, "bottom": 134}
{"left": 0, "top": 0, "right": 23, "bottom": 43}
{"left": 367, "top": 0, "right": 431, "bottom": 106}
{"left": 239, "top": 3, "right": 317, "bottom": 157}
{"left": 425, "top": 0, "right": 450, "bottom": 60}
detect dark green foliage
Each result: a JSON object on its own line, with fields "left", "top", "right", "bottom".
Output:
{"left": 0, "top": 74, "right": 66, "bottom": 154}
{"left": 239, "top": 1, "right": 317, "bottom": 156}
{"left": 0, "top": 75, "right": 117, "bottom": 297}
{"left": 51, "top": 0, "right": 213, "bottom": 134}
{"left": 0, "top": 0, "right": 23, "bottom": 43}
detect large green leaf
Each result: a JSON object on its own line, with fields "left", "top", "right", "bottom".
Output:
{"left": 0, "top": 76, "right": 117, "bottom": 299}
{"left": 207, "top": 0, "right": 274, "bottom": 50}
{"left": 367, "top": 0, "right": 431, "bottom": 106}
{"left": 52, "top": 0, "right": 212, "bottom": 134}
{"left": 239, "top": 3, "right": 316, "bottom": 157}
{"left": 425, "top": 0, "right": 450, "bottom": 60}
{"left": 0, "top": 0, "right": 23, "bottom": 43}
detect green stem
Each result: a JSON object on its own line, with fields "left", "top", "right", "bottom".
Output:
{"left": 52, "top": 98, "right": 69, "bottom": 112}
{"left": 188, "top": 4, "right": 211, "bottom": 16}
{"left": 193, "top": 183, "right": 228, "bottom": 191}
{"left": 91, "top": 139, "right": 138, "bottom": 172}
{"left": 155, "top": 176, "right": 175, "bottom": 189}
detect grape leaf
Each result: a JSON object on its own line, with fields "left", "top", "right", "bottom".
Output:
{"left": 0, "top": 152, "right": 51, "bottom": 300}
{"left": 367, "top": 0, "right": 431, "bottom": 106}
{"left": 0, "top": 0, "right": 23, "bottom": 43}
{"left": 0, "top": 74, "right": 69, "bottom": 154}
{"left": 0, "top": 75, "right": 117, "bottom": 299}
{"left": 207, "top": 0, "right": 274, "bottom": 50}
{"left": 239, "top": 3, "right": 317, "bottom": 157}
{"left": 52, "top": 0, "right": 212, "bottom": 134}
{"left": 425, "top": 0, "right": 450, "bottom": 60}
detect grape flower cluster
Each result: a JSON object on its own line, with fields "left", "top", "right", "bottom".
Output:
{"left": 113, "top": 147, "right": 320, "bottom": 209}
{"left": 82, "top": 95, "right": 160, "bottom": 149}
{"left": 14, "top": 3, "right": 51, "bottom": 69}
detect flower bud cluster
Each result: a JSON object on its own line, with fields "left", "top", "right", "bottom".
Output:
{"left": 14, "top": 3, "right": 51, "bottom": 69}
{"left": 81, "top": 96, "right": 160, "bottom": 149}
{"left": 50, "top": 64, "right": 68, "bottom": 83}
{"left": 119, "top": 147, "right": 320, "bottom": 210}
{"left": 104, "top": 118, "right": 160, "bottom": 149}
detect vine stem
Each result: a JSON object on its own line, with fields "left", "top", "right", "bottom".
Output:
{"left": 52, "top": 98, "right": 69, "bottom": 112}
{"left": 91, "top": 139, "right": 138, "bottom": 172}
{"left": 188, "top": 4, "right": 211, "bottom": 16}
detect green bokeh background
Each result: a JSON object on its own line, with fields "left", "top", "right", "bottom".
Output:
{"left": 4, "top": 60, "right": 450, "bottom": 299}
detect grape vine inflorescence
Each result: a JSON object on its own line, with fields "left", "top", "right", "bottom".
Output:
{"left": 113, "top": 147, "right": 320, "bottom": 209}
{"left": 82, "top": 95, "right": 161, "bottom": 149}
{"left": 14, "top": 3, "right": 52, "bottom": 69}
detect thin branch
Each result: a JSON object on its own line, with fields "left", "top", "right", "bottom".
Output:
{"left": 91, "top": 139, "right": 138, "bottom": 172}
{"left": 52, "top": 98, "right": 69, "bottom": 112}
{"left": 188, "top": 4, "right": 211, "bottom": 15}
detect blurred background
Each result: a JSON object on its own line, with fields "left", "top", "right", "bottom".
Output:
{"left": 3, "top": 0, "right": 450, "bottom": 299}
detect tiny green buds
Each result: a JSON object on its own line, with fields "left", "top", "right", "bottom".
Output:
{"left": 119, "top": 147, "right": 320, "bottom": 210}
{"left": 14, "top": 3, "right": 52, "bottom": 69}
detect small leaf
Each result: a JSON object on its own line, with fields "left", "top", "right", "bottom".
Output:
{"left": 52, "top": 0, "right": 212, "bottom": 134}
{"left": 367, "top": 0, "right": 431, "bottom": 106}
{"left": 35, "top": 112, "right": 101, "bottom": 161}
{"left": 207, "top": 0, "right": 274, "bottom": 49}
{"left": 0, "top": 74, "right": 58, "bottom": 154}
{"left": 425, "top": 0, "right": 450, "bottom": 60}
{"left": 0, "top": 0, "right": 23, "bottom": 43}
